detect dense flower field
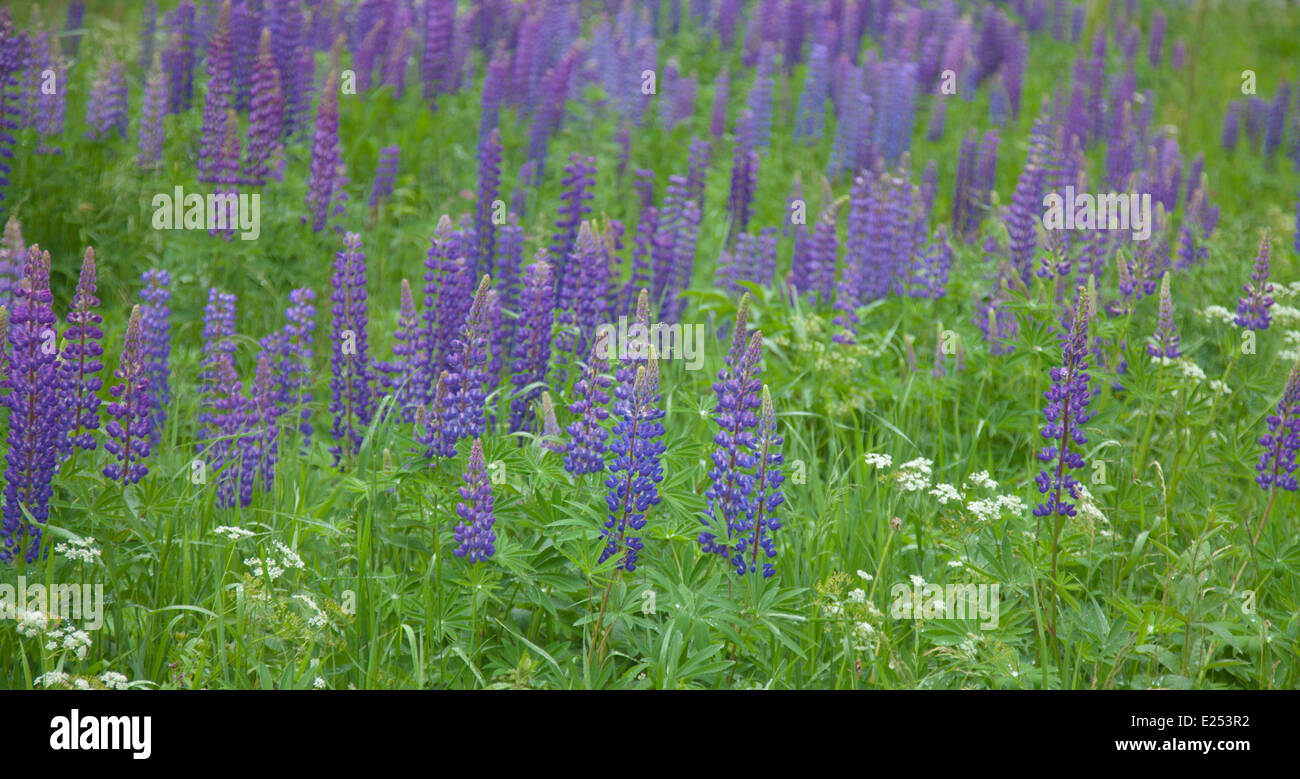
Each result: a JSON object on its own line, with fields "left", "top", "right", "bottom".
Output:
{"left": 0, "top": 0, "right": 1297, "bottom": 690}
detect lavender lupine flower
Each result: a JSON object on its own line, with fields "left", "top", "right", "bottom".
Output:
{"left": 1222, "top": 101, "right": 1241, "bottom": 152}
{"left": 495, "top": 216, "right": 523, "bottom": 351}
{"left": 474, "top": 129, "right": 502, "bottom": 278}
{"left": 137, "top": 55, "right": 166, "bottom": 170}
{"left": 210, "top": 353, "right": 249, "bottom": 508}
{"left": 199, "top": 288, "right": 238, "bottom": 447}
{"left": 600, "top": 353, "right": 665, "bottom": 572}
{"left": 1265, "top": 81, "right": 1291, "bottom": 160}
{"left": 238, "top": 351, "right": 279, "bottom": 505}
{"left": 1256, "top": 360, "right": 1300, "bottom": 493}
{"left": 369, "top": 144, "right": 400, "bottom": 207}
{"left": 379, "top": 279, "right": 421, "bottom": 421}
{"left": 163, "top": 3, "right": 197, "bottom": 115}
{"left": 329, "top": 232, "right": 375, "bottom": 464}
{"left": 242, "top": 28, "right": 283, "bottom": 187}
{"left": 1235, "top": 232, "right": 1275, "bottom": 331}
{"left": 268, "top": 0, "right": 308, "bottom": 136}
{"left": 305, "top": 68, "right": 347, "bottom": 232}
{"left": 103, "top": 305, "right": 154, "bottom": 486}
{"left": 1, "top": 246, "right": 62, "bottom": 563}
{"left": 444, "top": 275, "right": 493, "bottom": 447}
{"left": 210, "top": 110, "right": 241, "bottom": 240}
{"left": 1034, "top": 284, "right": 1094, "bottom": 519}
{"left": 732, "top": 385, "right": 783, "bottom": 578}
{"left": 0, "top": 15, "right": 19, "bottom": 214}
{"left": 550, "top": 153, "right": 596, "bottom": 309}
{"left": 139, "top": 269, "right": 171, "bottom": 444}
{"left": 1148, "top": 10, "right": 1166, "bottom": 68}
{"left": 509, "top": 254, "right": 554, "bottom": 435}
{"left": 421, "top": 0, "right": 454, "bottom": 107}
{"left": 563, "top": 330, "right": 612, "bottom": 476}
{"left": 0, "top": 215, "right": 21, "bottom": 306}
{"left": 415, "top": 371, "right": 454, "bottom": 461}
{"left": 85, "top": 61, "right": 129, "bottom": 142}
{"left": 700, "top": 298, "right": 763, "bottom": 561}
{"left": 64, "top": 2, "right": 85, "bottom": 56}
{"left": 807, "top": 207, "right": 838, "bottom": 306}
{"left": 1008, "top": 157, "right": 1044, "bottom": 282}
{"left": 710, "top": 66, "right": 729, "bottom": 138}
{"left": 198, "top": 3, "right": 234, "bottom": 182}
{"left": 453, "top": 438, "right": 496, "bottom": 563}
{"left": 1147, "top": 273, "right": 1180, "bottom": 360}
{"left": 794, "top": 43, "right": 829, "bottom": 143}
{"left": 60, "top": 247, "right": 104, "bottom": 454}
{"left": 229, "top": 0, "right": 256, "bottom": 110}
{"left": 728, "top": 116, "right": 759, "bottom": 236}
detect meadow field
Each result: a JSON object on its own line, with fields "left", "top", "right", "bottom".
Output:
{"left": 0, "top": 0, "right": 1297, "bottom": 691}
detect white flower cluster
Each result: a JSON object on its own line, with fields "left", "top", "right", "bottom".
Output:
{"left": 1280, "top": 330, "right": 1300, "bottom": 363}
{"left": 966, "top": 470, "right": 998, "bottom": 490}
{"left": 45, "top": 624, "right": 93, "bottom": 660}
{"left": 863, "top": 453, "right": 893, "bottom": 469}
{"left": 54, "top": 536, "right": 102, "bottom": 565}
{"left": 294, "top": 594, "right": 329, "bottom": 629}
{"left": 928, "top": 482, "right": 962, "bottom": 505}
{"left": 214, "top": 525, "right": 257, "bottom": 541}
{"left": 1198, "top": 305, "right": 1235, "bottom": 325}
{"left": 244, "top": 541, "right": 306, "bottom": 582}
{"left": 896, "top": 458, "right": 933, "bottom": 492}
{"left": 16, "top": 608, "right": 48, "bottom": 637}
{"left": 34, "top": 670, "right": 71, "bottom": 688}
{"left": 100, "top": 670, "right": 131, "bottom": 690}
{"left": 1275, "top": 305, "right": 1300, "bottom": 326}
{"left": 965, "top": 494, "right": 1028, "bottom": 522}
{"left": 1069, "top": 484, "right": 1110, "bottom": 534}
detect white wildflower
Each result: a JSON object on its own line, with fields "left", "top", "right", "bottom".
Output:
{"left": 1199, "top": 305, "right": 1235, "bottom": 324}
{"left": 929, "top": 482, "right": 962, "bottom": 505}
{"left": 16, "top": 608, "right": 48, "bottom": 638}
{"left": 213, "top": 525, "right": 257, "bottom": 541}
{"left": 54, "top": 536, "right": 101, "bottom": 565}
{"left": 100, "top": 671, "right": 131, "bottom": 690}
{"left": 856, "top": 570, "right": 874, "bottom": 582}
{"left": 314, "top": 676, "right": 327, "bottom": 689}
{"left": 897, "top": 458, "right": 933, "bottom": 491}
{"left": 966, "top": 470, "right": 998, "bottom": 490}
{"left": 34, "top": 671, "right": 70, "bottom": 688}
{"left": 908, "top": 574, "right": 926, "bottom": 587}
{"left": 846, "top": 588, "right": 866, "bottom": 604}
{"left": 863, "top": 453, "right": 893, "bottom": 469}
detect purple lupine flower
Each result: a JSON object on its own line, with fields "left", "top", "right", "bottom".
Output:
{"left": 60, "top": 247, "right": 103, "bottom": 454}
{"left": 563, "top": 329, "right": 612, "bottom": 476}
{"left": 380, "top": 279, "right": 421, "bottom": 421}
{"left": 1148, "top": 11, "right": 1165, "bottom": 68}
{"left": 163, "top": 2, "right": 197, "bottom": 115}
{"left": 1256, "top": 360, "right": 1300, "bottom": 493}
{"left": 369, "top": 144, "right": 400, "bottom": 207}
{"left": 710, "top": 66, "right": 729, "bottom": 137}
{"left": 0, "top": 215, "right": 21, "bottom": 306}
{"left": 445, "top": 275, "right": 493, "bottom": 447}
{"left": 139, "top": 0, "right": 159, "bottom": 75}
{"left": 1265, "top": 81, "right": 1290, "bottom": 160}
{"left": 103, "top": 305, "right": 154, "bottom": 486}
{"left": 268, "top": 0, "right": 308, "bottom": 136}
{"left": 1008, "top": 157, "right": 1044, "bottom": 282}
{"left": 230, "top": 0, "right": 258, "bottom": 111}
{"left": 198, "top": 3, "right": 234, "bottom": 181}
{"left": 1236, "top": 232, "right": 1275, "bottom": 331}
{"left": 453, "top": 438, "right": 496, "bottom": 563}
{"left": 728, "top": 116, "right": 759, "bottom": 237}
{"left": 239, "top": 350, "right": 279, "bottom": 505}
{"left": 745, "top": 47, "right": 775, "bottom": 149}
{"left": 550, "top": 153, "right": 596, "bottom": 309}
{"left": 1147, "top": 272, "right": 1181, "bottom": 359}
{"left": 329, "top": 232, "right": 375, "bottom": 464}
{"left": 139, "top": 269, "right": 171, "bottom": 444}
{"left": 600, "top": 353, "right": 665, "bottom": 572}
{"left": 210, "top": 353, "right": 249, "bottom": 508}
{"left": 200, "top": 287, "right": 238, "bottom": 446}
{"left": 137, "top": 55, "right": 166, "bottom": 170}
{"left": 209, "top": 110, "right": 242, "bottom": 240}
{"left": 684, "top": 136, "right": 712, "bottom": 211}
{"left": 1222, "top": 101, "right": 1241, "bottom": 152}
{"left": 795, "top": 43, "right": 830, "bottom": 143}
{"left": 305, "top": 68, "right": 348, "bottom": 232}
{"left": 661, "top": 197, "right": 700, "bottom": 324}
{"left": 242, "top": 28, "right": 283, "bottom": 187}
{"left": 732, "top": 385, "right": 783, "bottom": 577}
{"left": 474, "top": 129, "right": 502, "bottom": 278}
{"left": 415, "top": 370, "right": 454, "bottom": 461}
{"left": 1, "top": 246, "right": 62, "bottom": 562}
{"left": 85, "top": 60, "right": 129, "bottom": 142}
{"left": 423, "top": 219, "right": 472, "bottom": 393}
{"left": 808, "top": 207, "right": 838, "bottom": 306}
{"left": 270, "top": 287, "right": 317, "bottom": 445}
{"left": 508, "top": 253, "right": 554, "bottom": 435}
{"left": 700, "top": 298, "right": 762, "bottom": 560}
{"left": 623, "top": 204, "right": 657, "bottom": 315}
{"left": 495, "top": 216, "right": 523, "bottom": 354}
{"left": 0, "top": 14, "right": 20, "bottom": 213}
{"left": 422, "top": 0, "right": 454, "bottom": 106}
{"left": 1034, "top": 284, "right": 1094, "bottom": 519}
{"left": 63, "top": 1, "right": 85, "bottom": 56}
